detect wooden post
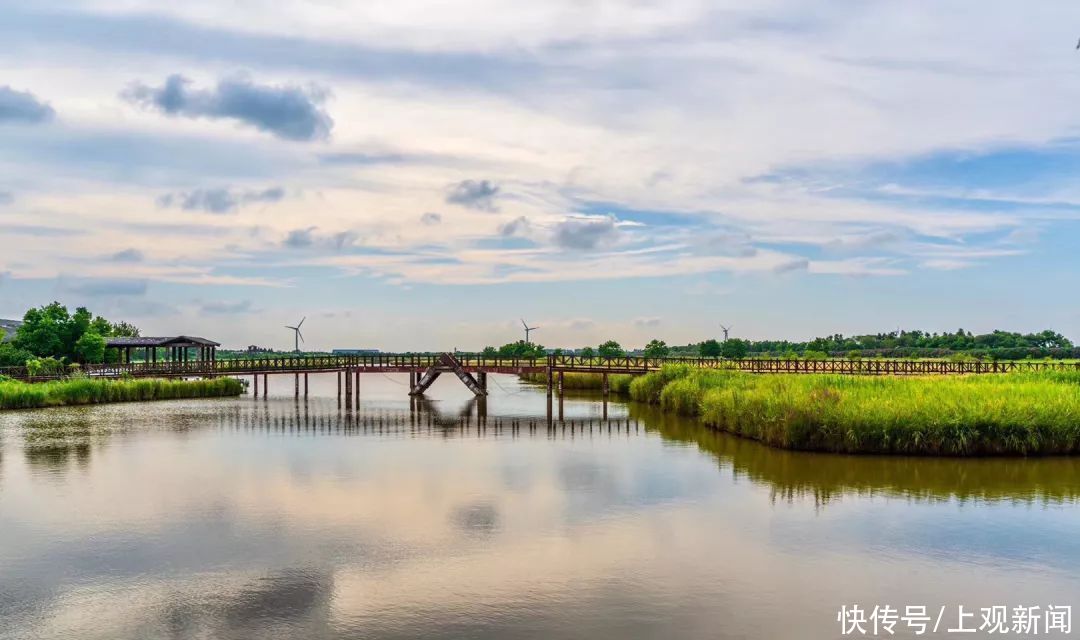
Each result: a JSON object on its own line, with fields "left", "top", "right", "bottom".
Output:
{"left": 254, "top": 373, "right": 259, "bottom": 398}
{"left": 546, "top": 367, "right": 554, "bottom": 398}
{"left": 294, "top": 373, "right": 299, "bottom": 399}
{"left": 337, "top": 370, "right": 341, "bottom": 401}
{"left": 304, "top": 373, "right": 309, "bottom": 398}
{"left": 602, "top": 372, "right": 609, "bottom": 397}
{"left": 478, "top": 371, "right": 487, "bottom": 393}
{"left": 263, "top": 374, "right": 268, "bottom": 399}
{"left": 354, "top": 369, "right": 360, "bottom": 404}
{"left": 558, "top": 371, "right": 565, "bottom": 396}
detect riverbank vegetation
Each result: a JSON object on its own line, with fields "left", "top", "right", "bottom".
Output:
{"left": 544, "top": 366, "right": 1080, "bottom": 456}
{"left": 0, "top": 302, "right": 139, "bottom": 368}
{"left": 0, "top": 376, "right": 244, "bottom": 410}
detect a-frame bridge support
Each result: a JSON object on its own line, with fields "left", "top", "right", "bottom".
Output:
{"left": 409, "top": 353, "right": 488, "bottom": 397}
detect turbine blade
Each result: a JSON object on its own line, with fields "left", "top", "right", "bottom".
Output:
{"left": 521, "top": 318, "right": 528, "bottom": 330}
{"left": 298, "top": 332, "right": 305, "bottom": 343}
{"left": 298, "top": 317, "right": 306, "bottom": 328}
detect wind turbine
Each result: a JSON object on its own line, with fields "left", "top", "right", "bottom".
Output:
{"left": 286, "top": 317, "right": 306, "bottom": 353}
{"left": 720, "top": 324, "right": 732, "bottom": 341}
{"left": 522, "top": 318, "right": 539, "bottom": 344}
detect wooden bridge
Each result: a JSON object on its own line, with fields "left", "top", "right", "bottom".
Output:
{"left": 3, "top": 354, "right": 1077, "bottom": 401}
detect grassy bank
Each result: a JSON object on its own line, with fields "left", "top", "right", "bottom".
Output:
{"left": 0, "top": 376, "right": 245, "bottom": 410}
{"left": 519, "top": 372, "right": 635, "bottom": 394}
{"left": 628, "top": 366, "right": 1080, "bottom": 455}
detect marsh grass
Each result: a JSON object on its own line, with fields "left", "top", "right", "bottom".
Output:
{"left": 0, "top": 376, "right": 245, "bottom": 410}
{"left": 626, "top": 366, "right": 1080, "bottom": 455}
{"left": 519, "top": 372, "right": 634, "bottom": 394}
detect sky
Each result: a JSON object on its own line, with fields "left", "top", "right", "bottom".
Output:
{"left": 1, "top": 1, "right": 1079, "bottom": 351}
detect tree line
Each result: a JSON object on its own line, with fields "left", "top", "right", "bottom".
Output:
{"left": 0, "top": 302, "right": 139, "bottom": 369}
{"left": 479, "top": 328, "right": 1077, "bottom": 361}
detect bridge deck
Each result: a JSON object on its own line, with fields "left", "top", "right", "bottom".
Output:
{"left": 2, "top": 354, "right": 1077, "bottom": 383}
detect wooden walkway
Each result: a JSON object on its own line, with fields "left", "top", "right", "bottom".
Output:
{"left": 3, "top": 353, "right": 1077, "bottom": 381}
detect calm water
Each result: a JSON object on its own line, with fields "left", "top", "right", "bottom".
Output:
{"left": 1, "top": 374, "right": 1079, "bottom": 639}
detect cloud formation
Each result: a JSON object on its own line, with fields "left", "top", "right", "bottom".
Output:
{"left": 123, "top": 74, "right": 333, "bottom": 141}
{"left": 57, "top": 277, "right": 148, "bottom": 296}
{"left": 0, "top": 192, "right": 12, "bottom": 205}
{"left": 420, "top": 212, "right": 442, "bottom": 226}
{"left": 0, "top": 86, "right": 55, "bottom": 124}
{"left": 199, "top": 300, "right": 256, "bottom": 314}
{"left": 109, "top": 248, "right": 145, "bottom": 263}
{"left": 553, "top": 215, "right": 620, "bottom": 250}
{"left": 498, "top": 216, "right": 530, "bottom": 237}
{"left": 157, "top": 186, "right": 286, "bottom": 214}
{"left": 446, "top": 180, "right": 499, "bottom": 211}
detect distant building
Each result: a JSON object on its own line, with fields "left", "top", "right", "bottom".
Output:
{"left": 332, "top": 349, "right": 381, "bottom": 355}
{"left": 0, "top": 319, "right": 21, "bottom": 343}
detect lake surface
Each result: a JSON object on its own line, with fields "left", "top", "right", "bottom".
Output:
{"left": 1, "top": 374, "right": 1079, "bottom": 639}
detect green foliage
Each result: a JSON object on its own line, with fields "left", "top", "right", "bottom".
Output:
{"left": 580, "top": 346, "right": 596, "bottom": 358}
{"left": 802, "top": 350, "right": 828, "bottom": 360}
{"left": 0, "top": 342, "right": 34, "bottom": 367}
{"left": 721, "top": 338, "right": 749, "bottom": 359}
{"left": 699, "top": 339, "right": 722, "bottom": 358}
{"left": 0, "top": 377, "right": 244, "bottom": 409}
{"left": 487, "top": 340, "right": 546, "bottom": 358}
{"left": 643, "top": 339, "right": 670, "bottom": 358}
{"left": 25, "top": 357, "right": 65, "bottom": 378}
{"left": 74, "top": 331, "right": 107, "bottom": 364}
{"left": 628, "top": 367, "right": 1080, "bottom": 455}
{"left": 597, "top": 340, "right": 624, "bottom": 357}
{"left": 13, "top": 302, "right": 139, "bottom": 363}
{"left": 847, "top": 350, "right": 863, "bottom": 361}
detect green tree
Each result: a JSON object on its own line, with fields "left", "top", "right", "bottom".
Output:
{"left": 14, "top": 302, "right": 71, "bottom": 358}
{"left": 0, "top": 342, "right": 34, "bottom": 367}
{"left": 699, "top": 339, "right": 722, "bottom": 358}
{"left": 721, "top": 338, "right": 749, "bottom": 359}
{"left": 74, "top": 331, "right": 107, "bottom": 363}
{"left": 580, "top": 346, "right": 596, "bottom": 358}
{"left": 643, "top": 339, "right": 670, "bottom": 358}
{"left": 496, "top": 340, "right": 545, "bottom": 358}
{"left": 14, "top": 302, "right": 138, "bottom": 362}
{"left": 481, "top": 346, "right": 498, "bottom": 357}
{"left": 597, "top": 340, "right": 624, "bottom": 358}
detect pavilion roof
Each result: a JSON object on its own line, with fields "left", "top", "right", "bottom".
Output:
{"left": 105, "top": 336, "right": 220, "bottom": 348}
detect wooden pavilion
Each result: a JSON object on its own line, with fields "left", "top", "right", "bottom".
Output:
{"left": 105, "top": 336, "right": 220, "bottom": 364}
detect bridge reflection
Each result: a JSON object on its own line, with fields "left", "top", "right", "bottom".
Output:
{"left": 215, "top": 398, "right": 640, "bottom": 439}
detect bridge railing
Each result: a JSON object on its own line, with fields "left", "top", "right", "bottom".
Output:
{"left": 3, "top": 354, "right": 1079, "bottom": 383}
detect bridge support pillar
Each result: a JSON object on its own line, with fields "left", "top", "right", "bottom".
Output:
{"left": 602, "top": 373, "right": 609, "bottom": 397}
{"left": 254, "top": 374, "right": 259, "bottom": 398}
{"left": 477, "top": 372, "right": 487, "bottom": 393}
{"left": 557, "top": 371, "right": 564, "bottom": 397}
{"left": 263, "top": 374, "right": 268, "bottom": 400}
{"left": 294, "top": 373, "right": 299, "bottom": 400}
{"left": 304, "top": 373, "right": 309, "bottom": 398}
{"left": 354, "top": 370, "right": 360, "bottom": 404}
{"left": 337, "top": 371, "right": 341, "bottom": 403}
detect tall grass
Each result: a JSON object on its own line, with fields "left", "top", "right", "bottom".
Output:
{"left": 519, "top": 372, "right": 634, "bottom": 394}
{"left": 628, "top": 366, "right": 1080, "bottom": 455}
{"left": 0, "top": 376, "right": 245, "bottom": 410}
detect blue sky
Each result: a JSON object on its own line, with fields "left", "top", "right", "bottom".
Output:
{"left": 1, "top": 0, "right": 1079, "bottom": 351}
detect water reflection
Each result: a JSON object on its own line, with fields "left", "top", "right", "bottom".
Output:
{"left": 1, "top": 377, "right": 1078, "bottom": 639}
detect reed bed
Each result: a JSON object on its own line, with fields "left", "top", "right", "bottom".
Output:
{"left": 625, "top": 366, "right": 1080, "bottom": 455}
{"left": 519, "top": 372, "right": 634, "bottom": 394}
{"left": 0, "top": 376, "right": 245, "bottom": 410}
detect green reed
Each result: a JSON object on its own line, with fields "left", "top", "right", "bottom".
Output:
{"left": 625, "top": 366, "right": 1080, "bottom": 455}
{"left": 0, "top": 376, "right": 245, "bottom": 410}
